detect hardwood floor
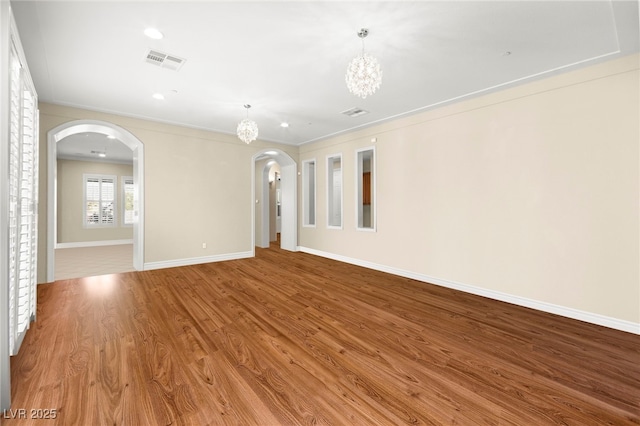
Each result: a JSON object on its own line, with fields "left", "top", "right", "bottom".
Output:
{"left": 6, "top": 245, "right": 640, "bottom": 425}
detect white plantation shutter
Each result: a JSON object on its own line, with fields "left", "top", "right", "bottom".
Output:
{"left": 101, "top": 178, "right": 115, "bottom": 225}
{"left": 8, "top": 39, "right": 38, "bottom": 356}
{"left": 8, "top": 43, "right": 20, "bottom": 356}
{"left": 30, "top": 104, "right": 39, "bottom": 319}
{"left": 86, "top": 177, "right": 100, "bottom": 224}
{"left": 84, "top": 175, "right": 116, "bottom": 226}
{"left": 123, "top": 177, "right": 134, "bottom": 225}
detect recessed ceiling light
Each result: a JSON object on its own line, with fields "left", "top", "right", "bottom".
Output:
{"left": 280, "top": 122, "right": 289, "bottom": 128}
{"left": 152, "top": 93, "right": 164, "bottom": 100}
{"left": 144, "top": 28, "right": 164, "bottom": 40}
{"left": 98, "top": 153, "right": 107, "bottom": 158}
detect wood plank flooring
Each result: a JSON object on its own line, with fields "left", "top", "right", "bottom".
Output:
{"left": 5, "top": 245, "right": 640, "bottom": 425}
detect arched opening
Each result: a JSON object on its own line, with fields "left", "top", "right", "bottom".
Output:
{"left": 47, "top": 120, "right": 145, "bottom": 282}
{"left": 256, "top": 160, "right": 279, "bottom": 248}
{"left": 251, "top": 149, "right": 297, "bottom": 253}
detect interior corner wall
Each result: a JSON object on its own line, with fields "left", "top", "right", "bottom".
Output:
{"left": 37, "top": 103, "right": 298, "bottom": 283}
{"left": 299, "top": 54, "right": 640, "bottom": 328}
{"left": 57, "top": 159, "right": 133, "bottom": 243}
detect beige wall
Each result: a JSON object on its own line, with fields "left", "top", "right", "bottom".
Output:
{"left": 299, "top": 54, "right": 639, "bottom": 325}
{"left": 37, "top": 103, "right": 297, "bottom": 282}
{"left": 36, "top": 55, "right": 638, "bottom": 328}
{"left": 57, "top": 159, "right": 133, "bottom": 243}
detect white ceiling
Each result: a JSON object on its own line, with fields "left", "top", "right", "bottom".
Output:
{"left": 11, "top": 1, "right": 640, "bottom": 148}
{"left": 57, "top": 132, "right": 133, "bottom": 165}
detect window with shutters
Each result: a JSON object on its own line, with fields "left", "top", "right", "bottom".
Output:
{"left": 8, "top": 42, "right": 21, "bottom": 356}
{"left": 122, "top": 176, "right": 134, "bottom": 226}
{"left": 84, "top": 174, "right": 116, "bottom": 227}
{"left": 7, "top": 34, "right": 39, "bottom": 357}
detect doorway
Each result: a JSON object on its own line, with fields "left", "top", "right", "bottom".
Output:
{"left": 47, "top": 120, "right": 145, "bottom": 282}
{"left": 252, "top": 149, "right": 297, "bottom": 253}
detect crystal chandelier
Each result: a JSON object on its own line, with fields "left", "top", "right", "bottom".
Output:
{"left": 236, "top": 104, "right": 258, "bottom": 144}
{"left": 345, "top": 28, "right": 382, "bottom": 99}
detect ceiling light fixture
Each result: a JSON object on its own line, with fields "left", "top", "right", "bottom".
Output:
{"left": 152, "top": 93, "right": 164, "bottom": 100}
{"left": 236, "top": 104, "right": 258, "bottom": 144}
{"left": 345, "top": 28, "right": 382, "bottom": 99}
{"left": 280, "top": 122, "right": 289, "bottom": 128}
{"left": 144, "top": 28, "right": 164, "bottom": 40}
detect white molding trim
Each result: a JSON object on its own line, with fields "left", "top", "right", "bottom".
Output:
{"left": 143, "top": 251, "right": 253, "bottom": 271}
{"left": 298, "top": 246, "right": 640, "bottom": 335}
{"left": 55, "top": 239, "right": 133, "bottom": 249}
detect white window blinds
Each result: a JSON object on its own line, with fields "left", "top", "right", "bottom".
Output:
{"left": 8, "top": 40, "right": 39, "bottom": 356}
{"left": 123, "top": 177, "right": 134, "bottom": 225}
{"left": 84, "top": 175, "right": 116, "bottom": 226}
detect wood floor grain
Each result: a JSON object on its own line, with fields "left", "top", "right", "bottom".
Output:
{"left": 5, "top": 245, "right": 640, "bottom": 425}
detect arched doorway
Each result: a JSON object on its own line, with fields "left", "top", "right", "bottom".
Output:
{"left": 252, "top": 149, "right": 297, "bottom": 253}
{"left": 47, "top": 120, "right": 145, "bottom": 282}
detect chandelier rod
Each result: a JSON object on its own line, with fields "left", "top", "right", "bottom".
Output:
{"left": 358, "top": 28, "right": 368, "bottom": 54}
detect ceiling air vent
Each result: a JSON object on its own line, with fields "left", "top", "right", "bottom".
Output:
{"left": 341, "top": 107, "right": 369, "bottom": 118}
{"left": 145, "top": 49, "right": 186, "bottom": 71}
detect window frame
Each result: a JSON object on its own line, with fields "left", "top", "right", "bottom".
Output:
{"left": 326, "top": 153, "right": 343, "bottom": 230}
{"left": 356, "top": 146, "right": 376, "bottom": 232}
{"left": 302, "top": 159, "right": 316, "bottom": 228}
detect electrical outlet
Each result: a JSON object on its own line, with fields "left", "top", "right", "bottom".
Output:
{"left": 202, "top": 243, "right": 207, "bottom": 249}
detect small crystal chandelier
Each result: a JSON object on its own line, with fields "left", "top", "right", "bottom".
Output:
{"left": 236, "top": 104, "right": 258, "bottom": 144}
{"left": 345, "top": 28, "right": 382, "bottom": 99}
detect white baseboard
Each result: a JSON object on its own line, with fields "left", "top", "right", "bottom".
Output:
{"left": 143, "top": 250, "right": 253, "bottom": 271}
{"left": 55, "top": 239, "right": 133, "bottom": 249}
{"left": 297, "top": 246, "right": 640, "bottom": 335}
